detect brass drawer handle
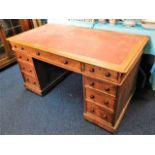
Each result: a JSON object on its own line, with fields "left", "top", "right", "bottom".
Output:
{"left": 105, "top": 72, "right": 111, "bottom": 77}
{"left": 63, "top": 60, "right": 68, "bottom": 64}
{"left": 89, "top": 82, "right": 95, "bottom": 87}
{"left": 89, "top": 68, "right": 95, "bottom": 73}
{"left": 102, "top": 114, "right": 107, "bottom": 120}
{"left": 36, "top": 52, "right": 40, "bottom": 56}
{"left": 90, "top": 95, "right": 95, "bottom": 99}
{"left": 104, "top": 88, "right": 110, "bottom": 92}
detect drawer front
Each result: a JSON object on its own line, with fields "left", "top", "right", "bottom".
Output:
{"left": 29, "top": 50, "right": 81, "bottom": 72}
{"left": 60, "top": 56, "right": 81, "bottom": 72}
{"left": 86, "top": 100, "right": 113, "bottom": 123}
{"left": 84, "top": 76, "right": 117, "bottom": 96}
{"left": 18, "top": 62, "right": 35, "bottom": 76}
{"left": 22, "top": 73, "right": 40, "bottom": 88}
{"left": 16, "top": 51, "right": 32, "bottom": 63}
{"left": 85, "top": 88, "right": 115, "bottom": 110}
{"left": 85, "top": 64, "right": 119, "bottom": 82}
{"left": 11, "top": 43, "right": 32, "bottom": 54}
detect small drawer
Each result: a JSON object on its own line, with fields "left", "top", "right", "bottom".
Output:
{"left": 16, "top": 51, "right": 32, "bottom": 63}
{"left": 86, "top": 100, "right": 113, "bottom": 123}
{"left": 22, "top": 73, "right": 39, "bottom": 88}
{"left": 60, "top": 57, "right": 81, "bottom": 72}
{"left": 11, "top": 43, "right": 30, "bottom": 53}
{"left": 30, "top": 49, "right": 59, "bottom": 60}
{"left": 85, "top": 64, "right": 119, "bottom": 82}
{"left": 19, "top": 62, "right": 35, "bottom": 75}
{"left": 85, "top": 88, "right": 115, "bottom": 110}
{"left": 30, "top": 50, "right": 81, "bottom": 72}
{"left": 84, "top": 76, "right": 117, "bottom": 96}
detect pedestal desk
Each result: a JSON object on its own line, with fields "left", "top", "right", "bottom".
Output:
{"left": 7, "top": 24, "right": 148, "bottom": 133}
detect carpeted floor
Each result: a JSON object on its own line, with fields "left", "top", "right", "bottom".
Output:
{"left": 0, "top": 64, "right": 155, "bottom": 135}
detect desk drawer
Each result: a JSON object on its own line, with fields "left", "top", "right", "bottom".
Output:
{"left": 85, "top": 64, "right": 119, "bottom": 82}
{"left": 84, "top": 76, "right": 117, "bottom": 96}
{"left": 22, "top": 73, "right": 40, "bottom": 88}
{"left": 30, "top": 50, "right": 81, "bottom": 72}
{"left": 11, "top": 43, "right": 31, "bottom": 54}
{"left": 60, "top": 57, "right": 81, "bottom": 72}
{"left": 86, "top": 100, "right": 113, "bottom": 123}
{"left": 16, "top": 51, "right": 32, "bottom": 63}
{"left": 19, "top": 62, "right": 35, "bottom": 76}
{"left": 85, "top": 88, "right": 115, "bottom": 110}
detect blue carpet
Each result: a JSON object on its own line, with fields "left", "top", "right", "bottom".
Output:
{"left": 0, "top": 64, "right": 155, "bottom": 135}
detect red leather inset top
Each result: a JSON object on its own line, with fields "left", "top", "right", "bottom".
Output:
{"left": 11, "top": 24, "right": 145, "bottom": 65}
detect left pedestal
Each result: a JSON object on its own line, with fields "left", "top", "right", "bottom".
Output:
{"left": 14, "top": 50, "right": 69, "bottom": 96}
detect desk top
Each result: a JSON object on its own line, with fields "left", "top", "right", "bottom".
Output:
{"left": 7, "top": 23, "right": 149, "bottom": 73}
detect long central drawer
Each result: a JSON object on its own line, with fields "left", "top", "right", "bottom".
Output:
{"left": 29, "top": 49, "right": 81, "bottom": 73}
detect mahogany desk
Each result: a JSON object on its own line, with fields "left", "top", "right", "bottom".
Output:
{"left": 7, "top": 24, "right": 148, "bottom": 133}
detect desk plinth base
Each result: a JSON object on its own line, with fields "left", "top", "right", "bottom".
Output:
{"left": 24, "top": 83, "right": 42, "bottom": 95}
